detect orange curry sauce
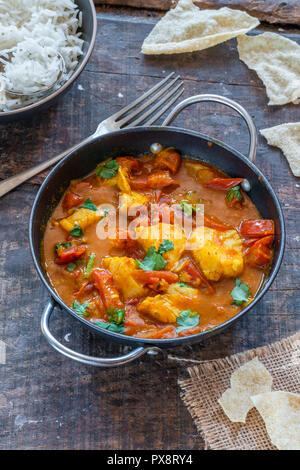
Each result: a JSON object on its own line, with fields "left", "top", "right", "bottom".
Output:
{"left": 42, "top": 146, "right": 274, "bottom": 339}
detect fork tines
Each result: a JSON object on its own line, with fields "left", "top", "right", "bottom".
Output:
{"left": 112, "top": 72, "right": 184, "bottom": 128}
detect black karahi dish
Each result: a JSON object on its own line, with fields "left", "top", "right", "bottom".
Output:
{"left": 29, "top": 95, "right": 285, "bottom": 367}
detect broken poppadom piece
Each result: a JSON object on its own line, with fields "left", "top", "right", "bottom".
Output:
{"left": 251, "top": 391, "right": 300, "bottom": 450}
{"left": 142, "top": 0, "right": 259, "bottom": 55}
{"left": 238, "top": 32, "right": 300, "bottom": 105}
{"left": 218, "top": 357, "right": 273, "bottom": 423}
{"left": 260, "top": 123, "right": 300, "bottom": 177}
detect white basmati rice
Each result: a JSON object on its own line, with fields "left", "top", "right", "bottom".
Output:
{"left": 0, "top": 0, "right": 84, "bottom": 111}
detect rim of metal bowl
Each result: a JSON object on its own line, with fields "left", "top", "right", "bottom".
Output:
{"left": 0, "top": 0, "right": 97, "bottom": 118}
{"left": 29, "top": 127, "right": 286, "bottom": 347}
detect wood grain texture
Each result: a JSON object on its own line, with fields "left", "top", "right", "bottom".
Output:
{"left": 0, "top": 9, "right": 299, "bottom": 450}
{"left": 95, "top": 0, "right": 300, "bottom": 25}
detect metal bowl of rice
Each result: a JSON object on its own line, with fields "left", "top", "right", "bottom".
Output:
{"left": 0, "top": 0, "right": 97, "bottom": 122}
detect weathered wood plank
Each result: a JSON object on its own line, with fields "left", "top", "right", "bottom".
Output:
{"left": 95, "top": 0, "right": 300, "bottom": 25}
{"left": 0, "top": 10, "right": 299, "bottom": 450}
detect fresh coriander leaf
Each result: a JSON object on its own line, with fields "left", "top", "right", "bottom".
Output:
{"left": 231, "top": 279, "right": 251, "bottom": 306}
{"left": 72, "top": 300, "right": 89, "bottom": 316}
{"left": 158, "top": 240, "right": 174, "bottom": 254}
{"left": 55, "top": 242, "right": 71, "bottom": 252}
{"left": 136, "top": 246, "right": 167, "bottom": 271}
{"left": 176, "top": 309, "right": 200, "bottom": 333}
{"left": 153, "top": 254, "right": 167, "bottom": 270}
{"left": 135, "top": 256, "right": 155, "bottom": 271}
{"left": 80, "top": 198, "right": 97, "bottom": 211}
{"left": 135, "top": 246, "right": 156, "bottom": 270}
{"left": 107, "top": 307, "right": 125, "bottom": 325}
{"left": 84, "top": 253, "right": 96, "bottom": 278}
{"left": 70, "top": 224, "right": 83, "bottom": 237}
{"left": 226, "top": 186, "right": 242, "bottom": 202}
{"left": 96, "top": 160, "right": 119, "bottom": 179}
{"left": 106, "top": 322, "right": 125, "bottom": 333}
{"left": 94, "top": 320, "right": 125, "bottom": 333}
{"left": 94, "top": 307, "right": 125, "bottom": 333}
{"left": 67, "top": 262, "right": 77, "bottom": 272}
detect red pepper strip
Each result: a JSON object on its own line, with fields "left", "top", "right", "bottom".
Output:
{"left": 63, "top": 192, "right": 83, "bottom": 210}
{"left": 55, "top": 246, "right": 86, "bottom": 265}
{"left": 204, "top": 215, "right": 230, "bottom": 231}
{"left": 246, "top": 236, "right": 273, "bottom": 268}
{"left": 240, "top": 219, "right": 275, "bottom": 238}
{"left": 133, "top": 270, "right": 178, "bottom": 284}
{"left": 204, "top": 178, "right": 244, "bottom": 190}
{"left": 74, "top": 281, "right": 93, "bottom": 299}
{"left": 147, "top": 170, "right": 179, "bottom": 189}
{"left": 185, "top": 261, "right": 215, "bottom": 294}
{"left": 92, "top": 269, "right": 124, "bottom": 310}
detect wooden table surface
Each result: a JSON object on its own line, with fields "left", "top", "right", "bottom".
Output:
{"left": 0, "top": 6, "right": 299, "bottom": 450}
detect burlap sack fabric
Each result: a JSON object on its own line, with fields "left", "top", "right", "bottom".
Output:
{"left": 178, "top": 332, "right": 300, "bottom": 450}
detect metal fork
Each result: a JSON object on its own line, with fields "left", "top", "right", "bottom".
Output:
{"left": 0, "top": 72, "right": 184, "bottom": 197}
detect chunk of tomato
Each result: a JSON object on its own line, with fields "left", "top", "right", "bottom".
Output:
{"left": 245, "top": 236, "right": 273, "bottom": 268}
{"left": 154, "top": 148, "right": 181, "bottom": 174}
{"left": 55, "top": 245, "right": 86, "bottom": 265}
{"left": 116, "top": 156, "right": 140, "bottom": 173}
{"left": 240, "top": 220, "right": 275, "bottom": 238}
{"left": 63, "top": 192, "right": 83, "bottom": 210}
{"left": 147, "top": 170, "right": 179, "bottom": 189}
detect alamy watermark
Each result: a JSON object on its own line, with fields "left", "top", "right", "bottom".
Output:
{"left": 95, "top": 202, "right": 204, "bottom": 250}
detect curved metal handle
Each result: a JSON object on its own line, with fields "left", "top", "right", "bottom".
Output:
{"left": 41, "top": 298, "right": 158, "bottom": 367}
{"left": 162, "top": 94, "right": 257, "bottom": 162}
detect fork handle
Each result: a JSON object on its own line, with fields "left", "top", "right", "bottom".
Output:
{"left": 0, "top": 134, "right": 95, "bottom": 198}
{"left": 162, "top": 94, "right": 257, "bottom": 162}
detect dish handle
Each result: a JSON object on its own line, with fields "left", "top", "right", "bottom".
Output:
{"left": 162, "top": 94, "right": 257, "bottom": 163}
{"left": 41, "top": 298, "right": 159, "bottom": 367}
